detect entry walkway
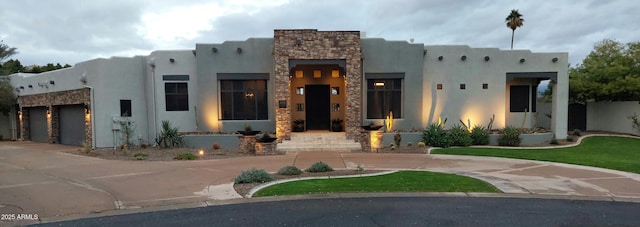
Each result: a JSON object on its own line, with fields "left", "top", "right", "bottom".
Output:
{"left": 1, "top": 142, "right": 639, "bottom": 225}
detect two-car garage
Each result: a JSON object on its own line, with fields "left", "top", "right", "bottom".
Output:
{"left": 25, "top": 104, "right": 86, "bottom": 146}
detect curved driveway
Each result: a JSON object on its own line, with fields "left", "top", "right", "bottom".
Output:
{"left": 1, "top": 141, "right": 639, "bottom": 225}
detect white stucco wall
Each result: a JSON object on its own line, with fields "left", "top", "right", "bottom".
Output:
{"left": 587, "top": 101, "right": 640, "bottom": 135}
{"left": 422, "top": 46, "right": 568, "bottom": 138}
{"left": 147, "top": 50, "right": 198, "bottom": 136}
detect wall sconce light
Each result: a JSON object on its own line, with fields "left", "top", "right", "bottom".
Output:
{"left": 46, "top": 107, "right": 51, "bottom": 116}
{"left": 18, "top": 111, "right": 22, "bottom": 119}
{"left": 438, "top": 56, "right": 444, "bottom": 61}
{"left": 49, "top": 80, "right": 55, "bottom": 85}
{"left": 484, "top": 56, "right": 490, "bottom": 61}
{"left": 244, "top": 88, "right": 254, "bottom": 97}
{"left": 333, "top": 39, "right": 339, "bottom": 46}
{"left": 519, "top": 58, "right": 525, "bottom": 63}
{"left": 236, "top": 47, "right": 242, "bottom": 53}
{"left": 331, "top": 70, "right": 340, "bottom": 78}
{"left": 19, "top": 86, "right": 24, "bottom": 89}
{"left": 169, "top": 58, "right": 175, "bottom": 63}
{"left": 28, "top": 85, "right": 33, "bottom": 88}
{"left": 84, "top": 103, "right": 91, "bottom": 114}
{"left": 295, "top": 70, "right": 303, "bottom": 78}
{"left": 552, "top": 57, "right": 558, "bottom": 63}
{"left": 461, "top": 55, "right": 467, "bottom": 61}
{"left": 313, "top": 70, "right": 321, "bottom": 78}
{"left": 211, "top": 47, "right": 218, "bottom": 53}
{"left": 295, "top": 39, "right": 302, "bottom": 46}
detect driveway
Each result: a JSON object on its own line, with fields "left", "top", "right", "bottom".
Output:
{"left": 1, "top": 141, "right": 640, "bottom": 225}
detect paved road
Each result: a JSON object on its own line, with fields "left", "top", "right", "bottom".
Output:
{"left": 30, "top": 197, "right": 640, "bottom": 227}
{"left": 1, "top": 141, "right": 640, "bottom": 226}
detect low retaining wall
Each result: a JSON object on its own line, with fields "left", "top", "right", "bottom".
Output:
{"left": 382, "top": 132, "right": 423, "bottom": 146}
{"left": 489, "top": 132, "right": 554, "bottom": 146}
{"left": 183, "top": 134, "right": 239, "bottom": 149}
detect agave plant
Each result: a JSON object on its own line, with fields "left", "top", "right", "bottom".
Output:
{"left": 156, "top": 121, "right": 184, "bottom": 148}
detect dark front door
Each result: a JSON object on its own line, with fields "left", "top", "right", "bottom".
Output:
{"left": 305, "top": 85, "right": 330, "bottom": 130}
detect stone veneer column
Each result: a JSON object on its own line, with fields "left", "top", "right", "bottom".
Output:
{"left": 274, "top": 30, "right": 362, "bottom": 141}
{"left": 20, "top": 109, "right": 29, "bottom": 140}
{"left": 238, "top": 135, "right": 256, "bottom": 154}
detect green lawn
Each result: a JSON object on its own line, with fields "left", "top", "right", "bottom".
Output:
{"left": 253, "top": 170, "right": 500, "bottom": 197}
{"left": 432, "top": 136, "right": 640, "bottom": 174}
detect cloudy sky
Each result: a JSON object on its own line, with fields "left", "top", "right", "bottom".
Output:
{"left": 1, "top": 0, "right": 639, "bottom": 67}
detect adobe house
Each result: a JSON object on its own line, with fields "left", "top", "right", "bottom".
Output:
{"left": 8, "top": 29, "right": 568, "bottom": 149}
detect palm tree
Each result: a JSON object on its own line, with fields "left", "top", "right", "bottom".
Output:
{"left": 505, "top": 9, "right": 524, "bottom": 49}
{"left": 0, "top": 40, "right": 18, "bottom": 63}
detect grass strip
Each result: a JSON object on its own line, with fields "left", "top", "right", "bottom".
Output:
{"left": 254, "top": 170, "right": 499, "bottom": 197}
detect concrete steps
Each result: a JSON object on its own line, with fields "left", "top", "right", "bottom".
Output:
{"left": 276, "top": 132, "right": 361, "bottom": 152}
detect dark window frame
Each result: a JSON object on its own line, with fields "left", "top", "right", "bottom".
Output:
{"left": 219, "top": 80, "right": 268, "bottom": 120}
{"left": 366, "top": 79, "right": 402, "bottom": 119}
{"left": 120, "top": 100, "right": 132, "bottom": 117}
{"left": 165, "top": 82, "right": 189, "bottom": 111}
{"left": 509, "top": 85, "right": 537, "bottom": 112}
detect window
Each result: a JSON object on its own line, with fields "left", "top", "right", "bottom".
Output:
{"left": 437, "top": 84, "right": 443, "bottom": 90}
{"left": 165, "top": 83, "right": 189, "bottom": 111}
{"left": 482, "top": 83, "right": 488, "bottom": 89}
{"left": 510, "top": 85, "right": 536, "bottom": 112}
{"left": 367, "top": 79, "right": 402, "bottom": 119}
{"left": 120, "top": 100, "right": 131, "bottom": 116}
{"left": 460, "top": 84, "right": 466, "bottom": 90}
{"left": 220, "top": 80, "right": 268, "bottom": 120}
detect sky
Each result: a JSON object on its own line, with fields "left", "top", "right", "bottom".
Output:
{"left": 1, "top": 0, "right": 639, "bottom": 67}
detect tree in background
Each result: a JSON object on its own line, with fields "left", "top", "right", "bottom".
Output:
{"left": 570, "top": 39, "right": 640, "bottom": 102}
{"left": 506, "top": 9, "right": 524, "bottom": 49}
{"left": 0, "top": 41, "right": 17, "bottom": 116}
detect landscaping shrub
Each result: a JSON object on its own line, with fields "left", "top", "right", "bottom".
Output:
{"left": 156, "top": 121, "right": 185, "bottom": 148}
{"left": 423, "top": 123, "right": 451, "bottom": 148}
{"left": 278, "top": 166, "right": 302, "bottom": 175}
{"left": 449, "top": 124, "right": 472, "bottom": 147}
{"left": 498, "top": 126, "right": 521, "bottom": 146}
{"left": 566, "top": 136, "right": 574, "bottom": 142}
{"left": 417, "top": 142, "right": 426, "bottom": 147}
{"left": 394, "top": 132, "right": 402, "bottom": 147}
{"left": 234, "top": 168, "right": 273, "bottom": 184}
{"left": 573, "top": 129, "right": 582, "bottom": 137}
{"left": 174, "top": 153, "right": 198, "bottom": 160}
{"left": 407, "top": 142, "right": 413, "bottom": 147}
{"left": 470, "top": 125, "right": 490, "bottom": 145}
{"left": 306, "top": 161, "right": 333, "bottom": 172}
{"left": 134, "top": 153, "right": 148, "bottom": 160}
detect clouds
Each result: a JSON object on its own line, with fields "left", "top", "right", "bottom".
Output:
{"left": 1, "top": 0, "right": 638, "bottom": 66}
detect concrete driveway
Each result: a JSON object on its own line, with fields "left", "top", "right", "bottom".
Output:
{"left": 1, "top": 141, "right": 640, "bottom": 225}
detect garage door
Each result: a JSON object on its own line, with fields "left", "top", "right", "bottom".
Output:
{"left": 28, "top": 107, "right": 48, "bottom": 143}
{"left": 59, "top": 105, "right": 86, "bottom": 146}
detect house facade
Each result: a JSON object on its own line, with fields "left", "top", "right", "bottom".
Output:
{"left": 8, "top": 29, "right": 569, "bottom": 148}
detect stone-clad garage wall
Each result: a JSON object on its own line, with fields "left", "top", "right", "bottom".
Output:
{"left": 18, "top": 88, "right": 91, "bottom": 145}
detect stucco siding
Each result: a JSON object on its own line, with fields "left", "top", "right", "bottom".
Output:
{"left": 587, "top": 101, "right": 640, "bottom": 135}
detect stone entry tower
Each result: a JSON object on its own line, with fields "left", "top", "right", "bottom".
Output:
{"left": 273, "top": 29, "right": 362, "bottom": 140}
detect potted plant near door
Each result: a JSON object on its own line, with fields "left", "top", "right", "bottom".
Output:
{"left": 331, "top": 118, "right": 343, "bottom": 132}
{"left": 257, "top": 132, "right": 277, "bottom": 143}
{"left": 292, "top": 119, "right": 305, "bottom": 132}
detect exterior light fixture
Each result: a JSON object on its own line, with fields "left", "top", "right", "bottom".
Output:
{"left": 331, "top": 70, "right": 340, "bottom": 78}
{"left": 295, "top": 39, "right": 302, "bottom": 46}
{"left": 244, "top": 89, "right": 254, "bottom": 97}
{"left": 237, "top": 48, "right": 242, "bottom": 53}
{"left": 198, "top": 149, "right": 204, "bottom": 156}
{"left": 374, "top": 82, "right": 385, "bottom": 87}
{"left": 295, "top": 70, "right": 303, "bottom": 78}
{"left": 313, "top": 70, "right": 321, "bottom": 78}
{"left": 211, "top": 47, "right": 218, "bottom": 53}
{"left": 552, "top": 57, "right": 558, "bottom": 63}
{"left": 169, "top": 58, "right": 175, "bottom": 63}
{"left": 46, "top": 107, "right": 51, "bottom": 116}
{"left": 84, "top": 103, "right": 91, "bottom": 114}
{"left": 333, "top": 39, "right": 339, "bottom": 46}
{"left": 484, "top": 56, "right": 490, "bottom": 61}
{"left": 438, "top": 56, "right": 444, "bottom": 61}
{"left": 461, "top": 55, "right": 467, "bottom": 61}
{"left": 519, "top": 58, "right": 525, "bottom": 63}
